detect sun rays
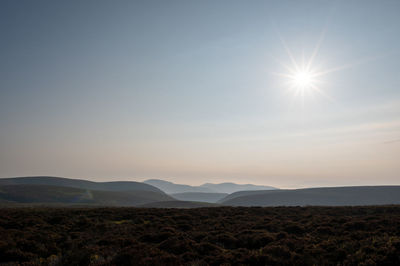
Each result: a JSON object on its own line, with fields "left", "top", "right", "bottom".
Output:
{"left": 271, "top": 27, "right": 386, "bottom": 106}
{"left": 270, "top": 30, "right": 333, "bottom": 104}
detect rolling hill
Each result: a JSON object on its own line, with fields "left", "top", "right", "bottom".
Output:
{"left": 0, "top": 184, "right": 174, "bottom": 206}
{"left": 218, "top": 190, "right": 274, "bottom": 203}
{"left": 171, "top": 192, "right": 228, "bottom": 203}
{"left": 0, "top": 176, "right": 164, "bottom": 193}
{"left": 2, "top": 177, "right": 398, "bottom": 207}
{"left": 220, "top": 186, "right": 400, "bottom": 206}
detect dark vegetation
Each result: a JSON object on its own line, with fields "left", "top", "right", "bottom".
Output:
{"left": 1, "top": 206, "right": 400, "bottom": 265}
{"left": 139, "top": 200, "right": 219, "bottom": 208}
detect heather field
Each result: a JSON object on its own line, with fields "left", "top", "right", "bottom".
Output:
{"left": 1, "top": 206, "right": 400, "bottom": 265}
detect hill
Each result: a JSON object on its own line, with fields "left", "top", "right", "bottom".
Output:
{"left": 171, "top": 192, "right": 228, "bottom": 203}
{"left": 200, "top": 182, "right": 276, "bottom": 194}
{"left": 144, "top": 179, "right": 214, "bottom": 193}
{"left": 220, "top": 186, "right": 400, "bottom": 206}
{"left": 144, "top": 179, "right": 277, "bottom": 194}
{"left": 218, "top": 190, "right": 272, "bottom": 203}
{"left": 0, "top": 184, "right": 174, "bottom": 206}
{"left": 139, "top": 200, "right": 219, "bottom": 208}
{"left": 0, "top": 176, "right": 163, "bottom": 193}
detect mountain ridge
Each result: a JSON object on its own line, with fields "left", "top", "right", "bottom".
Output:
{"left": 144, "top": 179, "right": 277, "bottom": 194}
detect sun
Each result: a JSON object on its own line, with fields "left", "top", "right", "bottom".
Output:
{"left": 271, "top": 32, "right": 336, "bottom": 102}
{"left": 292, "top": 70, "right": 314, "bottom": 89}
{"left": 272, "top": 53, "right": 333, "bottom": 102}
{"left": 271, "top": 47, "right": 326, "bottom": 101}
{"left": 276, "top": 63, "right": 322, "bottom": 99}
{"left": 272, "top": 26, "right": 377, "bottom": 104}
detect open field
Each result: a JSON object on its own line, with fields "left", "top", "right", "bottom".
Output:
{"left": 1, "top": 206, "right": 400, "bottom": 265}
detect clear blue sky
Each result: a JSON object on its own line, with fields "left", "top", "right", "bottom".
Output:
{"left": 1, "top": 0, "right": 399, "bottom": 188}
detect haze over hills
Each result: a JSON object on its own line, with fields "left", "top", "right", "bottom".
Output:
{"left": 144, "top": 179, "right": 277, "bottom": 194}
{"left": 144, "top": 179, "right": 214, "bottom": 193}
{"left": 220, "top": 186, "right": 400, "bottom": 206}
{"left": 200, "top": 182, "right": 277, "bottom": 194}
{"left": 1, "top": 177, "right": 400, "bottom": 207}
{"left": 0, "top": 177, "right": 275, "bottom": 205}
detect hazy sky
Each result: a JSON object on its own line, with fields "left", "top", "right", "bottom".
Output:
{"left": 1, "top": 0, "right": 399, "bottom": 188}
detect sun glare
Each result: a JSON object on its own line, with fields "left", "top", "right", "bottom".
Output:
{"left": 272, "top": 50, "right": 327, "bottom": 101}
{"left": 292, "top": 70, "right": 314, "bottom": 88}
{"left": 278, "top": 64, "right": 322, "bottom": 99}
{"left": 271, "top": 31, "right": 338, "bottom": 103}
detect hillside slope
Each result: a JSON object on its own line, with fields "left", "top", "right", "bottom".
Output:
{"left": 221, "top": 186, "right": 400, "bottom": 206}
{"left": 171, "top": 192, "right": 228, "bottom": 203}
{"left": 0, "top": 176, "right": 163, "bottom": 193}
{"left": 0, "top": 184, "right": 174, "bottom": 206}
{"left": 218, "top": 190, "right": 273, "bottom": 203}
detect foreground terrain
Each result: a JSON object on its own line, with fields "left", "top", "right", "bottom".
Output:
{"left": 1, "top": 206, "right": 400, "bottom": 265}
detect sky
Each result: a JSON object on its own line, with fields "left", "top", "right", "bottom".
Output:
{"left": 0, "top": 0, "right": 399, "bottom": 188}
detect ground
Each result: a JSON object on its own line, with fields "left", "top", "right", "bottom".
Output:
{"left": 1, "top": 206, "right": 400, "bottom": 265}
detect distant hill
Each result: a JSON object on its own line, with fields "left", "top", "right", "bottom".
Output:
{"left": 171, "top": 192, "right": 228, "bottom": 203}
{"left": 200, "top": 182, "right": 276, "bottom": 194}
{"left": 144, "top": 179, "right": 277, "bottom": 194}
{"left": 0, "top": 184, "right": 174, "bottom": 206}
{"left": 218, "top": 190, "right": 273, "bottom": 203}
{"left": 139, "top": 200, "right": 219, "bottom": 208}
{"left": 144, "top": 179, "right": 214, "bottom": 193}
{"left": 0, "top": 176, "right": 164, "bottom": 193}
{"left": 220, "top": 186, "right": 400, "bottom": 206}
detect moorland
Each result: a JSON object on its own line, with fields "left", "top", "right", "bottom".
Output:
{"left": 1, "top": 206, "right": 400, "bottom": 265}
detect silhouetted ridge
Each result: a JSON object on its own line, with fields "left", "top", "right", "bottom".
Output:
{"left": 144, "top": 179, "right": 214, "bottom": 193}
{"left": 220, "top": 186, "right": 400, "bottom": 206}
{"left": 144, "top": 179, "right": 277, "bottom": 194}
{"left": 0, "top": 176, "right": 164, "bottom": 193}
